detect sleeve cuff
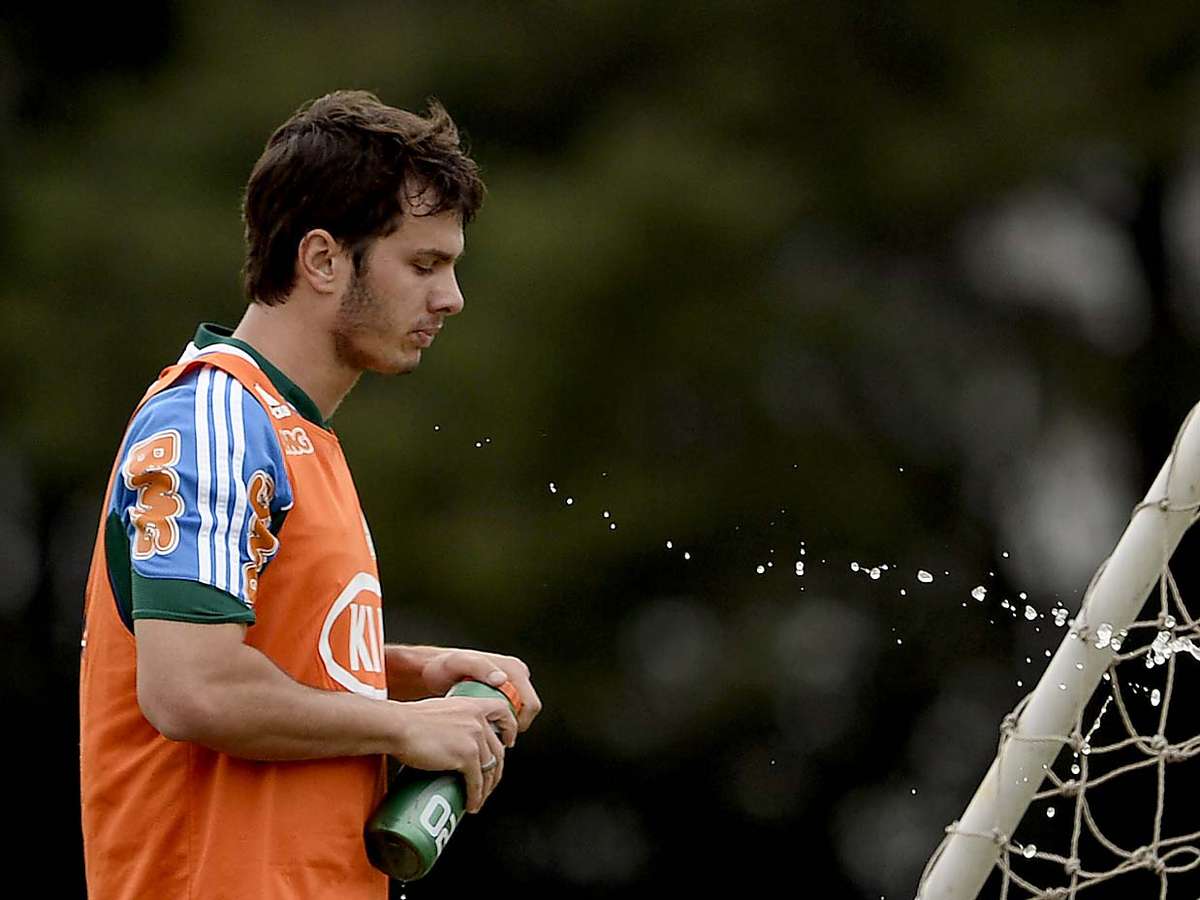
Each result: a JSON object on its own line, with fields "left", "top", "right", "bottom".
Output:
{"left": 131, "top": 573, "right": 256, "bottom": 626}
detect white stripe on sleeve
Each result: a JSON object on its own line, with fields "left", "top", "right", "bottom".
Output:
{"left": 195, "top": 367, "right": 215, "bottom": 585}
{"left": 211, "top": 370, "right": 232, "bottom": 592}
{"left": 226, "top": 382, "right": 249, "bottom": 600}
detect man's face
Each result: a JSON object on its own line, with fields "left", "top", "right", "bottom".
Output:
{"left": 331, "top": 201, "right": 466, "bottom": 376}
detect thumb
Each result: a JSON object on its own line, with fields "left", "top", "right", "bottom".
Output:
{"left": 453, "top": 656, "right": 508, "bottom": 688}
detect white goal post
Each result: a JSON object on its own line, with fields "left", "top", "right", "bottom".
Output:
{"left": 916, "top": 402, "right": 1200, "bottom": 899}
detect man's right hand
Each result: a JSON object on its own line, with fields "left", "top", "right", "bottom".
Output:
{"left": 394, "top": 695, "right": 518, "bottom": 813}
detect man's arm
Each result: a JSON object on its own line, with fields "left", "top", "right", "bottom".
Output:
{"left": 384, "top": 643, "right": 543, "bottom": 731}
{"left": 383, "top": 644, "right": 459, "bottom": 701}
{"left": 135, "top": 620, "right": 517, "bottom": 811}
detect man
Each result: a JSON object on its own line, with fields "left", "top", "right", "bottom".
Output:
{"left": 80, "top": 90, "right": 541, "bottom": 899}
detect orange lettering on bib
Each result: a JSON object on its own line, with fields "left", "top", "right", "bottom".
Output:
{"left": 123, "top": 430, "right": 184, "bottom": 560}
{"left": 241, "top": 470, "right": 279, "bottom": 605}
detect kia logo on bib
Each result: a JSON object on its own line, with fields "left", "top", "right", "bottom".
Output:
{"left": 319, "top": 572, "right": 387, "bottom": 699}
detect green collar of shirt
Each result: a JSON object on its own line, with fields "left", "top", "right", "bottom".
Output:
{"left": 193, "top": 322, "right": 329, "bottom": 429}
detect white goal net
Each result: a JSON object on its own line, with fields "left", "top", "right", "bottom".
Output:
{"left": 917, "top": 403, "right": 1200, "bottom": 899}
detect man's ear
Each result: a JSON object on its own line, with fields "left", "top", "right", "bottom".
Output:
{"left": 296, "top": 229, "right": 347, "bottom": 296}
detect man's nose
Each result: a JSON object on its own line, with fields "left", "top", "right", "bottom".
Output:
{"left": 432, "top": 273, "right": 464, "bottom": 317}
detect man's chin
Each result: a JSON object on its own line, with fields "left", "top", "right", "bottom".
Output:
{"left": 371, "top": 351, "right": 421, "bottom": 376}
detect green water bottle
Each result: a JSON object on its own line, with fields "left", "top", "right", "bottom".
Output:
{"left": 365, "top": 678, "right": 522, "bottom": 882}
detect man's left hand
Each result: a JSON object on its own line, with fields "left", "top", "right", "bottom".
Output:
{"left": 420, "top": 650, "right": 542, "bottom": 735}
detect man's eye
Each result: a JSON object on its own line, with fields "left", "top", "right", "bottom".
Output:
{"left": 413, "top": 263, "right": 434, "bottom": 275}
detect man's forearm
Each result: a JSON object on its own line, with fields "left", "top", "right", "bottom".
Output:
{"left": 147, "top": 639, "right": 406, "bottom": 761}
{"left": 383, "top": 644, "right": 444, "bottom": 701}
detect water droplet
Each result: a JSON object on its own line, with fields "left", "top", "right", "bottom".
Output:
{"left": 433, "top": 425, "right": 440, "bottom": 432}
{"left": 850, "top": 562, "right": 860, "bottom": 572}
{"left": 767, "top": 561, "right": 773, "bottom": 568}
{"left": 917, "top": 570, "right": 934, "bottom": 583}
{"left": 602, "top": 510, "right": 611, "bottom": 519}
{"left": 549, "top": 482, "right": 557, "bottom": 494}
{"left": 897, "top": 638, "right": 903, "bottom": 645}
{"left": 795, "top": 561, "right": 805, "bottom": 576}
{"left": 1053, "top": 607, "right": 1069, "bottom": 627}
{"left": 756, "top": 565, "right": 766, "bottom": 575}
{"left": 1003, "top": 551, "right": 1011, "bottom": 559}
{"left": 1165, "top": 615, "right": 1177, "bottom": 629}
{"left": 609, "top": 523, "right": 616, "bottom": 530}
{"left": 1047, "top": 807, "right": 1056, "bottom": 818}
{"left": 1024, "top": 605, "right": 1038, "bottom": 621}
{"left": 1058, "top": 683, "right": 1067, "bottom": 691}
{"left": 971, "top": 586, "right": 987, "bottom": 601}
{"left": 1023, "top": 844, "right": 1036, "bottom": 859}
{"left": 1081, "top": 743, "right": 1091, "bottom": 756}
{"left": 666, "top": 540, "right": 673, "bottom": 550}
{"left": 475, "top": 441, "right": 483, "bottom": 448}
{"left": 1019, "top": 592, "right": 1028, "bottom": 600}
{"left": 1152, "top": 689, "right": 1162, "bottom": 707}
{"left": 1111, "top": 629, "right": 1127, "bottom": 651}
{"left": 1095, "top": 623, "right": 1113, "bottom": 650}
{"left": 683, "top": 552, "right": 691, "bottom": 560}
{"left": 1016, "top": 679, "right": 1023, "bottom": 687}
{"left": 899, "top": 588, "right": 907, "bottom": 596}
{"left": 565, "top": 497, "right": 574, "bottom": 506}
{"left": 1001, "top": 599, "right": 1010, "bottom": 610}
{"left": 910, "top": 787, "right": 917, "bottom": 795}
{"left": 869, "top": 567, "right": 881, "bottom": 580}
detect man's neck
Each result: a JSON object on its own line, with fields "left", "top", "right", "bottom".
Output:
{"left": 231, "top": 302, "right": 360, "bottom": 422}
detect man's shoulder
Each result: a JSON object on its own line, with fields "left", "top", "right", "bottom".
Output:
{"left": 131, "top": 363, "right": 279, "bottom": 441}
{"left": 118, "top": 362, "right": 292, "bottom": 490}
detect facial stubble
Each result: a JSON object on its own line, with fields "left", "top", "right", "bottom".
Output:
{"left": 331, "top": 268, "right": 417, "bottom": 376}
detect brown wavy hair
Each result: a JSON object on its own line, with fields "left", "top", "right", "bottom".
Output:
{"left": 241, "top": 90, "right": 485, "bottom": 305}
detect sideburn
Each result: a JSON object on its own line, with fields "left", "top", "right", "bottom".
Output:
{"left": 331, "top": 269, "right": 379, "bottom": 372}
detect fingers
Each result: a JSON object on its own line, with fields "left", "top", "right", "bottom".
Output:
{"left": 467, "top": 721, "right": 506, "bottom": 814}
{"left": 499, "top": 660, "right": 542, "bottom": 731}
{"left": 512, "top": 676, "right": 542, "bottom": 732}
{"left": 484, "top": 700, "right": 519, "bottom": 749}
{"left": 481, "top": 726, "right": 505, "bottom": 810}
{"left": 462, "top": 750, "right": 483, "bottom": 814}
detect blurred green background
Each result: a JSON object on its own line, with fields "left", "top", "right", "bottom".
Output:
{"left": 6, "top": 2, "right": 1200, "bottom": 896}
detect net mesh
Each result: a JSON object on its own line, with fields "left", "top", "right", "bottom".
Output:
{"left": 919, "top": 490, "right": 1200, "bottom": 898}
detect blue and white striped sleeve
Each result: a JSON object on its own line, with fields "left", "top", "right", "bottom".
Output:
{"left": 110, "top": 365, "right": 294, "bottom": 617}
